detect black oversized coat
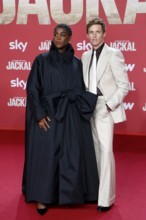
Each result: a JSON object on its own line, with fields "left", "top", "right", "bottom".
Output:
{"left": 22, "top": 44, "right": 99, "bottom": 205}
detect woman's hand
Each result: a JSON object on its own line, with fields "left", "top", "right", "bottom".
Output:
{"left": 38, "top": 116, "right": 51, "bottom": 131}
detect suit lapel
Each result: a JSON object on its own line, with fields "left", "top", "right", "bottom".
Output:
{"left": 83, "top": 44, "right": 111, "bottom": 89}
{"left": 96, "top": 44, "right": 111, "bottom": 82}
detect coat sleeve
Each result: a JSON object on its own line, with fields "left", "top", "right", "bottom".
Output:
{"left": 26, "top": 55, "right": 47, "bottom": 121}
{"left": 79, "top": 59, "right": 86, "bottom": 91}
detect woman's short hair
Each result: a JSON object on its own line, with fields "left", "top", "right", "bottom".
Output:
{"left": 54, "top": 24, "right": 72, "bottom": 36}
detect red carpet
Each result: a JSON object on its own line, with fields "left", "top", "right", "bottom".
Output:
{"left": 0, "top": 130, "right": 146, "bottom": 220}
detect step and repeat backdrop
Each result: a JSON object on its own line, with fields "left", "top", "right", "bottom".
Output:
{"left": 0, "top": 0, "right": 146, "bottom": 135}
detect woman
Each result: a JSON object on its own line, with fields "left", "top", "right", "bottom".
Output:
{"left": 22, "top": 24, "right": 98, "bottom": 215}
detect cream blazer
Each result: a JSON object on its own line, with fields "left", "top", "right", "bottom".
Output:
{"left": 81, "top": 43, "right": 129, "bottom": 123}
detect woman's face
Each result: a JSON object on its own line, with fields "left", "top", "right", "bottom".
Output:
{"left": 53, "top": 27, "right": 71, "bottom": 52}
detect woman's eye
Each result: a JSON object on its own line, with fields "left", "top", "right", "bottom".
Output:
{"left": 54, "top": 33, "right": 66, "bottom": 37}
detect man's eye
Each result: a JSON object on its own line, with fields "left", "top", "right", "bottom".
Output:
{"left": 61, "top": 33, "right": 67, "bottom": 37}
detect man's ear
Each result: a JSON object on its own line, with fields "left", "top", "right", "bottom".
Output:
{"left": 103, "top": 32, "right": 106, "bottom": 39}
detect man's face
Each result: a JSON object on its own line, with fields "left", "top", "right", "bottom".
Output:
{"left": 53, "top": 27, "right": 71, "bottom": 51}
{"left": 87, "top": 24, "right": 106, "bottom": 49}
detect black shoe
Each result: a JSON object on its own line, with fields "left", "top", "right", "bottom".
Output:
{"left": 97, "top": 205, "right": 113, "bottom": 212}
{"left": 37, "top": 207, "right": 48, "bottom": 216}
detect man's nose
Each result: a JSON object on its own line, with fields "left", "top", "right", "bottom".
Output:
{"left": 93, "top": 32, "right": 96, "bottom": 37}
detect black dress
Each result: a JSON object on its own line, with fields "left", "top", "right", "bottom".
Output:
{"left": 22, "top": 43, "right": 99, "bottom": 205}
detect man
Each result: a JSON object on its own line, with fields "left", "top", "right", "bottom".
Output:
{"left": 81, "top": 18, "right": 129, "bottom": 212}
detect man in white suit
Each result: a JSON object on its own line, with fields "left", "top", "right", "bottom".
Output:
{"left": 81, "top": 18, "right": 129, "bottom": 212}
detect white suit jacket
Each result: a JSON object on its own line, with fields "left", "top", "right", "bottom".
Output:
{"left": 81, "top": 43, "right": 129, "bottom": 123}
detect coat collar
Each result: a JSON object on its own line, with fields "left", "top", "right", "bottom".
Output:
{"left": 49, "top": 41, "right": 74, "bottom": 64}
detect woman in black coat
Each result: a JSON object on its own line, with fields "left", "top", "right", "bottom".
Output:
{"left": 22, "top": 24, "right": 99, "bottom": 215}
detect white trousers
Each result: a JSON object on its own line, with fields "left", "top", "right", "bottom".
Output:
{"left": 91, "top": 96, "right": 115, "bottom": 207}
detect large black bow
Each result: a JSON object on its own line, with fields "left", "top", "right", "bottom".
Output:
{"left": 42, "top": 90, "right": 97, "bottom": 122}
